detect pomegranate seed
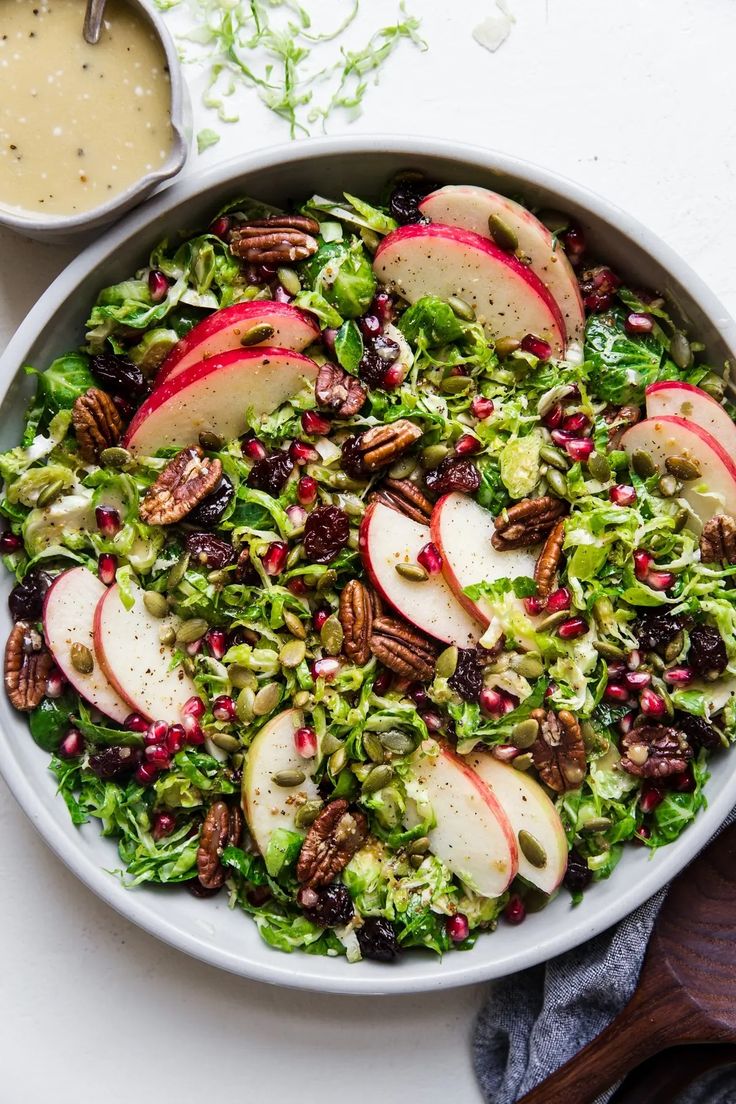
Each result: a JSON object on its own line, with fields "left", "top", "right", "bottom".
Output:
{"left": 625, "top": 670, "right": 651, "bottom": 690}
{"left": 186, "top": 638, "right": 203, "bottom": 656}
{"left": 561, "top": 412, "right": 591, "bottom": 435}
{"left": 359, "top": 314, "right": 381, "bottom": 338}
{"left": 545, "top": 683, "right": 557, "bottom": 699}
{"left": 420, "top": 710, "right": 443, "bottom": 732}
{"left": 263, "top": 541, "right": 288, "bottom": 576}
{"left": 294, "top": 726, "right": 318, "bottom": 758}
{"left": 640, "top": 782, "right": 664, "bottom": 813}
{"left": 501, "top": 694, "right": 517, "bottom": 714}
{"left": 417, "top": 542, "right": 443, "bottom": 575}
{"left": 637, "top": 825, "right": 652, "bottom": 841}
{"left": 610, "top": 484, "right": 637, "bottom": 506}
{"left": 0, "top": 531, "right": 22, "bottom": 554}
{"left": 58, "top": 729, "right": 84, "bottom": 758}
{"left": 45, "top": 668, "right": 66, "bottom": 699}
{"left": 524, "top": 596, "right": 546, "bottom": 616}
{"left": 95, "top": 506, "right": 121, "bottom": 537}
{"left": 454, "top": 433, "right": 482, "bottom": 456}
{"left": 372, "top": 291, "right": 394, "bottom": 324}
{"left": 145, "top": 719, "right": 169, "bottom": 746}
{"left": 561, "top": 223, "right": 586, "bottom": 267}
{"left": 152, "top": 811, "right": 176, "bottom": 840}
{"left": 287, "top": 505, "right": 309, "bottom": 531}
{"left": 322, "top": 328, "right": 337, "bottom": 352}
{"left": 619, "top": 711, "right": 636, "bottom": 735}
{"left": 382, "top": 362, "right": 406, "bottom": 390}
{"left": 671, "top": 767, "right": 696, "bottom": 793}
{"left": 290, "top": 440, "right": 320, "bottom": 465}
{"left": 213, "top": 695, "right": 237, "bottom": 721}
{"left": 312, "top": 657, "right": 340, "bottom": 681}
{"left": 558, "top": 617, "right": 589, "bottom": 640}
{"left": 202, "top": 628, "right": 227, "bottom": 660}
{"left": 604, "top": 682, "right": 629, "bottom": 703}
{"left": 135, "top": 762, "right": 159, "bottom": 786}
{"left": 607, "top": 660, "right": 627, "bottom": 679}
{"left": 633, "top": 550, "right": 653, "bottom": 581}
{"left": 647, "top": 570, "right": 675, "bottom": 592}
{"left": 580, "top": 266, "right": 621, "bottom": 312}
{"left": 166, "top": 724, "right": 185, "bottom": 754}
{"left": 124, "top": 712, "right": 149, "bottom": 733}
{"left": 373, "top": 669, "right": 392, "bottom": 696}
{"left": 492, "top": 744, "right": 519, "bottom": 762}
{"left": 480, "top": 688, "right": 504, "bottom": 715}
{"left": 301, "top": 410, "right": 331, "bottom": 436}
{"left": 504, "top": 894, "right": 527, "bottom": 925}
{"left": 145, "top": 743, "right": 170, "bottom": 765}
{"left": 242, "top": 437, "right": 267, "bottom": 461}
{"left": 471, "top": 396, "right": 494, "bottom": 420}
{"left": 640, "top": 687, "right": 667, "bottom": 717}
{"left": 297, "top": 476, "right": 318, "bottom": 506}
{"left": 97, "top": 553, "right": 117, "bottom": 586}
{"left": 542, "top": 403, "right": 563, "bottom": 430}
{"left": 209, "top": 216, "right": 231, "bottom": 240}
{"left": 627, "top": 649, "right": 642, "bottom": 670}
{"left": 182, "top": 696, "right": 205, "bottom": 719}
{"left": 313, "top": 609, "right": 330, "bottom": 631}
{"left": 148, "top": 269, "right": 169, "bottom": 302}
{"left": 625, "top": 312, "right": 654, "bottom": 335}
{"left": 274, "top": 285, "right": 291, "bottom": 304}
{"left": 520, "top": 334, "right": 552, "bottom": 361}
{"left": 182, "top": 714, "right": 205, "bottom": 745}
{"left": 564, "top": 437, "right": 594, "bottom": 462}
{"left": 287, "top": 578, "right": 307, "bottom": 595}
{"left": 446, "top": 913, "right": 470, "bottom": 942}
{"left": 664, "top": 666, "right": 693, "bottom": 685}
{"left": 546, "top": 586, "right": 571, "bottom": 613}
{"left": 550, "top": 429, "right": 575, "bottom": 447}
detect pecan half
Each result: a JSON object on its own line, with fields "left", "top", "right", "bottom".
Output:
{"left": 229, "top": 215, "right": 320, "bottom": 264}
{"left": 5, "top": 621, "right": 53, "bottom": 712}
{"left": 492, "top": 496, "right": 568, "bottom": 551}
{"left": 339, "top": 579, "right": 375, "bottom": 667}
{"left": 197, "top": 801, "right": 243, "bottom": 890}
{"left": 370, "top": 615, "right": 437, "bottom": 681}
{"left": 72, "top": 388, "right": 124, "bottom": 464}
{"left": 533, "top": 519, "right": 566, "bottom": 598}
{"left": 605, "top": 404, "right": 641, "bottom": 450}
{"left": 530, "top": 708, "right": 586, "bottom": 792}
{"left": 315, "top": 362, "right": 367, "bottom": 417}
{"left": 620, "top": 724, "right": 693, "bottom": 779}
{"left": 140, "top": 447, "right": 223, "bottom": 526}
{"left": 343, "top": 419, "right": 423, "bottom": 478}
{"left": 372, "top": 477, "right": 433, "bottom": 524}
{"left": 700, "top": 514, "right": 736, "bottom": 565}
{"left": 296, "top": 799, "right": 368, "bottom": 888}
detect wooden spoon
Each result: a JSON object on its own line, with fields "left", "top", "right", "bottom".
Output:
{"left": 518, "top": 820, "right": 736, "bottom": 1104}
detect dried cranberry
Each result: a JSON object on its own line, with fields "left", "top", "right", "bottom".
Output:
{"left": 424, "top": 456, "right": 481, "bottom": 497}
{"left": 688, "top": 624, "right": 728, "bottom": 678}
{"left": 247, "top": 451, "right": 294, "bottom": 497}
{"left": 358, "top": 335, "right": 401, "bottom": 389}
{"left": 90, "top": 352, "right": 148, "bottom": 399}
{"left": 340, "top": 435, "right": 368, "bottom": 479}
{"left": 88, "top": 745, "right": 142, "bottom": 780}
{"left": 186, "top": 877, "right": 221, "bottom": 899}
{"left": 633, "top": 610, "right": 689, "bottom": 653}
{"left": 186, "top": 475, "right": 234, "bottom": 529}
{"left": 185, "top": 531, "right": 236, "bottom": 569}
{"left": 448, "top": 648, "right": 483, "bottom": 702}
{"left": 9, "top": 568, "right": 52, "bottom": 621}
{"left": 675, "top": 712, "right": 723, "bottom": 752}
{"left": 303, "top": 505, "right": 350, "bottom": 564}
{"left": 356, "top": 916, "right": 400, "bottom": 962}
{"left": 563, "top": 849, "right": 592, "bottom": 893}
{"left": 388, "top": 176, "right": 436, "bottom": 225}
{"left": 299, "top": 883, "right": 354, "bottom": 928}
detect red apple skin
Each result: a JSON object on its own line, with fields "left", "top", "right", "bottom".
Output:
{"left": 373, "top": 222, "right": 566, "bottom": 354}
{"left": 93, "top": 585, "right": 144, "bottom": 716}
{"left": 621, "top": 415, "right": 736, "bottom": 482}
{"left": 155, "top": 301, "right": 320, "bottom": 387}
{"left": 430, "top": 494, "right": 490, "bottom": 627}
{"left": 646, "top": 380, "right": 736, "bottom": 448}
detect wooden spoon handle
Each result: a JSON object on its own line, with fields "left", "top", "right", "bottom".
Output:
{"left": 611, "top": 1044, "right": 736, "bottom": 1104}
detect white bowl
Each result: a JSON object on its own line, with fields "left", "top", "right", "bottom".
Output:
{"left": 1, "top": 136, "right": 735, "bottom": 995}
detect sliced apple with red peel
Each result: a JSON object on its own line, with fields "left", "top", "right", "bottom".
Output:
{"left": 93, "top": 582, "right": 196, "bottom": 722}
{"left": 359, "top": 500, "right": 482, "bottom": 647}
{"left": 406, "top": 741, "right": 517, "bottom": 897}
{"left": 431, "top": 492, "right": 537, "bottom": 627}
{"left": 122, "top": 346, "right": 319, "bottom": 455}
{"left": 467, "top": 752, "right": 568, "bottom": 895}
{"left": 419, "top": 184, "right": 584, "bottom": 346}
{"left": 155, "top": 302, "right": 320, "bottom": 387}
{"left": 621, "top": 416, "right": 736, "bottom": 525}
{"left": 646, "top": 381, "right": 736, "bottom": 457}
{"left": 43, "top": 566, "right": 130, "bottom": 723}
{"left": 241, "top": 708, "right": 319, "bottom": 858}
{"left": 373, "top": 223, "right": 566, "bottom": 356}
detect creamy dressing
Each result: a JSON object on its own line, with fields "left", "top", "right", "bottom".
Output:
{"left": 0, "top": 0, "right": 173, "bottom": 217}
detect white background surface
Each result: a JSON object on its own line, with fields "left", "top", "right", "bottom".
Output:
{"left": 0, "top": 2, "right": 734, "bottom": 1102}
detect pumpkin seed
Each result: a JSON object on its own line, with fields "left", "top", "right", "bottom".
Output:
{"left": 277, "top": 266, "right": 302, "bottom": 296}
{"left": 295, "top": 799, "right": 324, "bottom": 828}
{"left": 181, "top": 656, "right": 196, "bottom": 677}
{"left": 379, "top": 729, "right": 415, "bottom": 755}
{"left": 518, "top": 829, "right": 547, "bottom": 868}
{"left": 363, "top": 732, "right": 386, "bottom": 763}
{"left": 539, "top": 444, "right": 570, "bottom": 472}
{"left": 594, "top": 640, "right": 625, "bottom": 660}
{"left": 283, "top": 609, "right": 306, "bottom": 640}
{"left": 230, "top": 665, "right": 257, "bottom": 691}
{"left": 581, "top": 815, "right": 614, "bottom": 834}
{"left": 241, "top": 322, "right": 275, "bottom": 347}
{"left": 36, "top": 479, "right": 65, "bottom": 508}
{"left": 322, "top": 733, "right": 343, "bottom": 755}
{"left": 395, "top": 562, "right": 429, "bottom": 582}
{"left": 665, "top": 455, "right": 701, "bottom": 481}
{"left": 99, "top": 446, "right": 132, "bottom": 469}
{"left": 253, "top": 682, "right": 281, "bottom": 716}
{"left": 512, "top": 654, "right": 544, "bottom": 679}
{"left": 421, "top": 444, "right": 452, "bottom": 470}
{"left": 320, "top": 614, "right": 344, "bottom": 655}
{"left": 511, "top": 752, "right": 534, "bottom": 772}
{"left": 287, "top": 543, "right": 304, "bottom": 567}
{"left": 279, "top": 639, "right": 306, "bottom": 668}
{"left": 409, "top": 853, "right": 425, "bottom": 869}
{"left": 648, "top": 651, "right": 666, "bottom": 673}
{"left": 592, "top": 596, "right": 614, "bottom": 629}
{"left": 198, "top": 429, "right": 224, "bottom": 452}
{"left": 495, "top": 336, "right": 521, "bottom": 358}
{"left": 71, "top": 642, "right": 94, "bottom": 675}
{"left": 440, "top": 375, "right": 471, "bottom": 395}
{"left": 293, "top": 690, "right": 311, "bottom": 709}
{"left": 537, "top": 209, "right": 570, "bottom": 235}
{"left": 673, "top": 507, "right": 690, "bottom": 533}
{"left": 511, "top": 718, "right": 540, "bottom": 749}
{"left": 236, "top": 688, "right": 255, "bottom": 722}
{"left": 272, "top": 768, "right": 306, "bottom": 787}
{"left": 658, "top": 473, "right": 681, "bottom": 498}
{"left": 447, "top": 295, "right": 476, "bottom": 321}
{"left": 176, "top": 618, "right": 208, "bottom": 645}
{"left": 488, "top": 213, "right": 518, "bottom": 252}
{"left": 316, "top": 569, "right": 338, "bottom": 594}
{"left": 664, "top": 631, "right": 685, "bottom": 663}
{"left": 143, "top": 590, "right": 169, "bottom": 619}
{"left": 362, "top": 764, "right": 394, "bottom": 794}
{"left": 389, "top": 454, "right": 418, "bottom": 480}
{"left": 231, "top": 752, "right": 245, "bottom": 770}
{"left": 670, "top": 331, "right": 693, "bottom": 370}
{"left": 329, "top": 747, "right": 347, "bottom": 774}
{"left": 436, "top": 645, "right": 459, "bottom": 680}
{"left": 409, "top": 836, "right": 430, "bottom": 855}
{"left": 159, "top": 625, "right": 176, "bottom": 646}
{"left": 167, "top": 553, "right": 190, "bottom": 590}
{"left": 207, "top": 570, "right": 228, "bottom": 587}
{"left": 546, "top": 469, "right": 568, "bottom": 498}
{"left": 536, "top": 609, "right": 568, "bottom": 632}
{"left": 211, "top": 731, "right": 241, "bottom": 753}
{"left": 632, "top": 449, "right": 656, "bottom": 479}
{"left": 588, "top": 452, "right": 612, "bottom": 482}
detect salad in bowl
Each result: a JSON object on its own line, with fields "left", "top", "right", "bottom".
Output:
{"left": 3, "top": 170, "right": 735, "bottom": 965}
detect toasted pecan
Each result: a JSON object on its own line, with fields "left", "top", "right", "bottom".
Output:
{"left": 4, "top": 621, "right": 53, "bottom": 712}
{"left": 619, "top": 724, "right": 693, "bottom": 780}
{"left": 530, "top": 708, "right": 586, "bottom": 793}
{"left": 339, "top": 579, "right": 374, "bottom": 667}
{"left": 700, "top": 514, "right": 736, "bottom": 565}
{"left": 72, "top": 388, "right": 124, "bottom": 464}
{"left": 533, "top": 519, "right": 566, "bottom": 598}
{"left": 197, "top": 801, "right": 243, "bottom": 890}
{"left": 229, "top": 214, "right": 320, "bottom": 264}
{"left": 372, "top": 477, "right": 433, "bottom": 524}
{"left": 370, "top": 615, "right": 437, "bottom": 681}
{"left": 492, "top": 496, "right": 568, "bottom": 551}
{"left": 315, "top": 362, "right": 367, "bottom": 417}
{"left": 296, "top": 799, "right": 368, "bottom": 888}
{"left": 140, "top": 446, "right": 222, "bottom": 526}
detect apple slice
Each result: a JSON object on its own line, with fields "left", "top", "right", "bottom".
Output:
{"left": 241, "top": 708, "right": 319, "bottom": 857}
{"left": 646, "top": 381, "right": 736, "bottom": 457}
{"left": 406, "top": 741, "right": 517, "bottom": 897}
{"left": 688, "top": 674, "right": 736, "bottom": 715}
{"left": 419, "top": 184, "right": 584, "bottom": 346}
{"left": 122, "top": 347, "right": 319, "bottom": 455}
{"left": 93, "top": 582, "right": 196, "bottom": 722}
{"left": 373, "top": 223, "right": 566, "bottom": 356}
{"left": 620, "top": 416, "right": 736, "bottom": 525}
{"left": 359, "top": 499, "right": 482, "bottom": 647}
{"left": 155, "top": 301, "right": 320, "bottom": 387}
{"left": 43, "top": 566, "right": 130, "bottom": 723}
{"left": 467, "top": 753, "right": 568, "bottom": 895}
{"left": 431, "top": 493, "right": 537, "bottom": 627}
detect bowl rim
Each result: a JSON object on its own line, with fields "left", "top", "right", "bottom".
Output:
{"left": 2, "top": 133, "right": 736, "bottom": 994}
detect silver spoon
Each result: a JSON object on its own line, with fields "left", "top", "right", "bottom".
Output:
{"left": 83, "top": 0, "right": 107, "bottom": 44}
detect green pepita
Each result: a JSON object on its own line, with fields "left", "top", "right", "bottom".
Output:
{"left": 229, "top": 665, "right": 257, "bottom": 691}
{"left": 321, "top": 733, "right": 343, "bottom": 755}
{"left": 198, "top": 429, "right": 224, "bottom": 452}
{"left": 159, "top": 625, "right": 176, "bottom": 646}
{"left": 632, "top": 449, "right": 656, "bottom": 479}
{"left": 211, "top": 731, "right": 241, "bottom": 753}
{"left": 536, "top": 609, "right": 569, "bottom": 632}
{"left": 241, "top": 322, "right": 275, "bottom": 347}
{"left": 292, "top": 689, "right": 311, "bottom": 709}
{"left": 143, "top": 590, "right": 169, "bottom": 619}
{"left": 36, "top": 480, "right": 65, "bottom": 508}
{"left": 409, "top": 836, "right": 430, "bottom": 855}
{"left": 276, "top": 266, "right": 302, "bottom": 297}
{"left": 279, "top": 639, "right": 306, "bottom": 669}
{"left": 587, "top": 452, "right": 612, "bottom": 482}
{"left": 546, "top": 468, "right": 568, "bottom": 498}
{"left": 99, "top": 446, "right": 132, "bottom": 469}
{"left": 287, "top": 543, "right": 304, "bottom": 567}
{"left": 658, "top": 473, "right": 681, "bottom": 498}
{"left": 409, "top": 854, "right": 425, "bottom": 869}
{"left": 592, "top": 596, "right": 614, "bottom": 629}
{"left": 670, "top": 331, "right": 693, "bottom": 370}
{"left": 389, "top": 454, "right": 418, "bottom": 480}
{"left": 511, "top": 718, "right": 540, "bottom": 749}
{"left": 440, "top": 375, "right": 472, "bottom": 395}
{"left": 447, "top": 295, "right": 476, "bottom": 321}
{"left": 539, "top": 444, "right": 570, "bottom": 472}
{"left": 70, "top": 642, "right": 94, "bottom": 675}
{"left": 207, "top": 570, "right": 227, "bottom": 587}
{"left": 665, "top": 455, "right": 701, "bottom": 481}
{"left": 253, "top": 682, "right": 281, "bottom": 716}
{"left": 580, "top": 815, "right": 613, "bottom": 834}
{"left": 379, "top": 730, "right": 415, "bottom": 755}
{"left": 593, "top": 640, "right": 625, "bottom": 660}
{"left": 316, "top": 569, "right": 338, "bottom": 594}
{"left": 673, "top": 507, "right": 691, "bottom": 533}
{"left": 495, "top": 336, "right": 521, "bottom": 358}
{"left": 511, "top": 752, "right": 534, "bottom": 772}
{"left": 664, "top": 631, "right": 685, "bottom": 663}
{"left": 511, "top": 654, "right": 544, "bottom": 679}
{"left": 283, "top": 609, "right": 306, "bottom": 640}
{"left": 363, "top": 732, "right": 386, "bottom": 764}
{"left": 488, "top": 213, "right": 519, "bottom": 252}
{"left": 329, "top": 747, "right": 347, "bottom": 774}
{"left": 236, "top": 687, "right": 255, "bottom": 723}
{"left": 176, "top": 618, "right": 208, "bottom": 645}
{"left": 294, "top": 799, "right": 324, "bottom": 828}
{"left": 320, "top": 614, "right": 344, "bottom": 655}
{"left": 272, "top": 768, "right": 306, "bottom": 788}
{"left": 362, "top": 764, "right": 394, "bottom": 794}
{"left": 518, "top": 829, "right": 547, "bottom": 869}
{"left": 436, "top": 646, "right": 459, "bottom": 680}
{"left": 395, "top": 562, "right": 429, "bottom": 582}
{"left": 167, "top": 553, "right": 190, "bottom": 590}
{"left": 420, "top": 444, "right": 452, "bottom": 470}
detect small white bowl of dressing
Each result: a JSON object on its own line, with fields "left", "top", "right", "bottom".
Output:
{"left": 0, "top": 0, "right": 190, "bottom": 241}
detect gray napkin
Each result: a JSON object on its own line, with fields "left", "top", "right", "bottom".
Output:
{"left": 473, "top": 812, "right": 736, "bottom": 1104}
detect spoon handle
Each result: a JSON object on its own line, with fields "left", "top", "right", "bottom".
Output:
{"left": 83, "top": 0, "right": 107, "bottom": 44}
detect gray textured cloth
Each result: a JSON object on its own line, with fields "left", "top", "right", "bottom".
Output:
{"left": 473, "top": 812, "right": 736, "bottom": 1104}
